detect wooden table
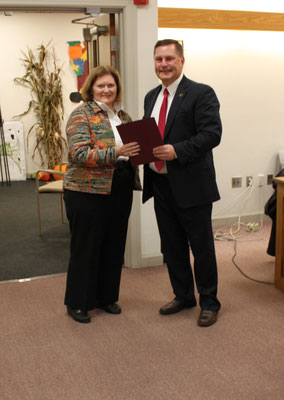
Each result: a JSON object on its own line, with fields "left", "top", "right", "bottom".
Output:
{"left": 275, "top": 177, "right": 284, "bottom": 291}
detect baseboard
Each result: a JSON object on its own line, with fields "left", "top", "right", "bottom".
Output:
{"left": 126, "top": 213, "right": 270, "bottom": 269}
{"left": 125, "top": 254, "right": 163, "bottom": 269}
{"left": 212, "top": 213, "right": 269, "bottom": 228}
{"left": 141, "top": 254, "right": 164, "bottom": 268}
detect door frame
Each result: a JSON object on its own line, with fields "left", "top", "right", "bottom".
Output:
{"left": 0, "top": 0, "right": 152, "bottom": 268}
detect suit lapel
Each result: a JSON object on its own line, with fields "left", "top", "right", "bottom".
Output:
{"left": 145, "top": 86, "right": 162, "bottom": 118}
{"left": 164, "top": 78, "right": 188, "bottom": 139}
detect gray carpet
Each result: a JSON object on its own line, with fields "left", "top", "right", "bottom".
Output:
{"left": 1, "top": 227, "right": 283, "bottom": 400}
{"left": 1, "top": 190, "right": 283, "bottom": 399}
{"left": 0, "top": 180, "right": 69, "bottom": 281}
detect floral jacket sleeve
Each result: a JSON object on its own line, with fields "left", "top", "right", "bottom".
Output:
{"left": 66, "top": 101, "right": 127, "bottom": 168}
{"left": 63, "top": 101, "right": 141, "bottom": 194}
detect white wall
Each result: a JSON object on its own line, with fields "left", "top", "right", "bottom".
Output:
{"left": 135, "top": 4, "right": 161, "bottom": 261}
{"left": 2, "top": 1, "right": 284, "bottom": 265}
{"left": 158, "top": 27, "right": 284, "bottom": 223}
{"left": 141, "top": 23, "right": 284, "bottom": 257}
{"left": 0, "top": 0, "right": 161, "bottom": 268}
{"left": 0, "top": 12, "right": 84, "bottom": 172}
{"left": 141, "top": 9, "right": 284, "bottom": 256}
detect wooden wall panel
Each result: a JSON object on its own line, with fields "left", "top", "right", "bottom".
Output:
{"left": 158, "top": 8, "right": 284, "bottom": 32}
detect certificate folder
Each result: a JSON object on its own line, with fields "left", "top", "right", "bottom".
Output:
{"left": 117, "top": 117, "right": 163, "bottom": 166}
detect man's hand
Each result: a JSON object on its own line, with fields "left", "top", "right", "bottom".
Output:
{"left": 153, "top": 144, "right": 176, "bottom": 160}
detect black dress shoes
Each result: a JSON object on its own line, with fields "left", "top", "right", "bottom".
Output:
{"left": 198, "top": 310, "right": 218, "bottom": 327}
{"left": 98, "top": 303, "right": 121, "bottom": 314}
{"left": 159, "top": 299, "right": 196, "bottom": 315}
{"left": 67, "top": 306, "right": 91, "bottom": 323}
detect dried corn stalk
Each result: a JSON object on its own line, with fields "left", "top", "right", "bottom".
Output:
{"left": 14, "top": 43, "right": 66, "bottom": 169}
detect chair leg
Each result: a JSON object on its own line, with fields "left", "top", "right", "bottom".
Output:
{"left": 37, "top": 191, "right": 42, "bottom": 235}
{"left": 60, "top": 193, "right": 64, "bottom": 224}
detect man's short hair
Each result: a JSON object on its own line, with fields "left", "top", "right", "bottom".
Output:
{"left": 154, "top": 39, "right": 184, "bottom": 57}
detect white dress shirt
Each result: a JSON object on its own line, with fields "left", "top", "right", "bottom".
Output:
{"left": 95, "top": 100, "right": 128, "bottom": 161}
{"left": 149, "top": 73, "right": 184, "bottom": 174}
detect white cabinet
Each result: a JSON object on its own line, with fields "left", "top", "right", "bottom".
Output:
{"left": 2, "top": 121, "right": 26, "bottom": 181}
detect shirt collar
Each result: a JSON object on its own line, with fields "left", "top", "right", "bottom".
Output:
{"left": 94, "top": 99, "right": 121, "bottom": 115}
{"left": 162, "top": 74, "right": 184, "bottom": 97}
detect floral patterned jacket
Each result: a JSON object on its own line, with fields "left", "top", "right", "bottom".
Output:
{"left": 63, "top": 101, "right": 141, "bottom": 194}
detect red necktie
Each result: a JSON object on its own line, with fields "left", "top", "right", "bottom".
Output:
{"left": 155, "top": 88, "right": 168, "bottom": 171}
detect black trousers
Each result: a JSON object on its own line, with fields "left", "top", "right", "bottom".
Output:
{"left": 151, "top": 171, "right": 221, "bottom": 311}
{"left": 64, "top": 164, "right": 133, "bottom": 311}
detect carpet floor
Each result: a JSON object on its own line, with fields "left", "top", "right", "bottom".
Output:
{"left": 1, "top": 222, "right": 284, "bottom": 400}
{"left": 0, "top": 180, "right": 69, "bottom": 281}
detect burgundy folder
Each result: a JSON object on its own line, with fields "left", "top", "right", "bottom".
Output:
{"left": 117, "top": 117, "right": 163, "bottom": 166}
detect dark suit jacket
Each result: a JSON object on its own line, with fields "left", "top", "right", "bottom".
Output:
{"left": 142, "top": 75, "right": 222, "bottom": 208}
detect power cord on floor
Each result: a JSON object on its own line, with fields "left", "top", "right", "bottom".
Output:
{"left": 214, "top": 178, "right": 260, "bottom": 241}
{"left": 231, "top": 239, "right": 273, "bottom": 285}
{"left": 214, "top": 178, "right": 273, "bottom": 284}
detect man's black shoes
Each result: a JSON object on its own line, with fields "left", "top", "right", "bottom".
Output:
{"left": 198, "top": 310, "right": 218, "bottom": 327}
{"left": 159, "top": 299, "right": 196, "bottom": 315}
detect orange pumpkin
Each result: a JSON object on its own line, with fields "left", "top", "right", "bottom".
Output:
{"left": 53, "top": 164, "right": 67, "bottom": 180}
{"left": 38, "top": 172, "right": 50, "bottom": 181}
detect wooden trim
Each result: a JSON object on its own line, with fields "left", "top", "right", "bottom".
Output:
{"left": 158, "top": 8, "right": 284, "bottom": 32}
{"left": 275, "top": 177, "right": 284, "bottom": 291}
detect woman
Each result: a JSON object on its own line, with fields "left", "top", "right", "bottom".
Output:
{"left": 63, "top": 65, "right": 141, "bottom": 323}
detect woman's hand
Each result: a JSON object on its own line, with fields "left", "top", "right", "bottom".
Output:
{"left": 116, "top": 142, "right": 140, "bottom": 157}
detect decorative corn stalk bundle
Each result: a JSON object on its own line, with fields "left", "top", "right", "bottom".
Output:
{"left": 14, "top": 43, "right": 66, "bottom": 169}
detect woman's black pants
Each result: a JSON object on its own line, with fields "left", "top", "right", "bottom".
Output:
{"left": 64, "top": 164, "right": 133, "bottom": 311}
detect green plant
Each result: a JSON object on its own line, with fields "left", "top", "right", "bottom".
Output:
{"left": 14, "top": 43, "right": 66, "bottom": 169}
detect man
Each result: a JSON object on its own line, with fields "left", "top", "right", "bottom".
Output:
{"left": 143, "top": 39, "right": 222, "bottom": 327}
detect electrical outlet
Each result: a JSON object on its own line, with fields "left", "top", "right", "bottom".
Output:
{"left": 246, "top": 176, "right": 253, "bottom": 187}
{"left": 267, "top": 174, "right": 273, "bottom": 185}
{"left": 232, "top": 177, "right": 242, "bottom": 188}
{"left": 257, "top": 174, "right": 265, "bottom": 187}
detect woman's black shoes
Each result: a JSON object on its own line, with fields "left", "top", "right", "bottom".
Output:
{"left": 98, "top": 303, "right": 121, "bottom": 314}
{"left": 67, "top": 306, "right": 91, "bottom": 323}
{"left": 67, "top": 304, "right": 121, "bottom": 322}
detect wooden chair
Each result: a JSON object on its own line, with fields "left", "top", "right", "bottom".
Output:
{"left": 35, "top": 164, "right": 67, "bottom": 235}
